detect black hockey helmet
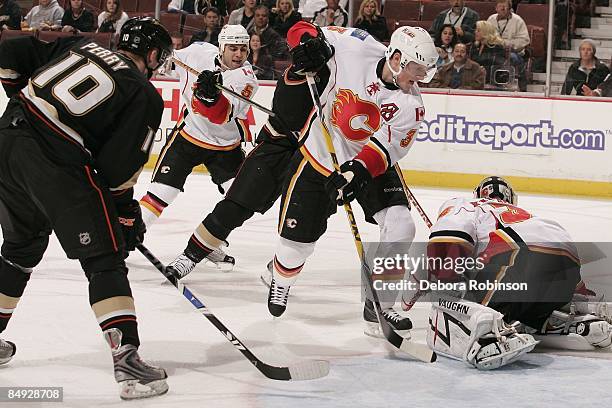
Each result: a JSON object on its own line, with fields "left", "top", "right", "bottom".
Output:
{"left": 474, "top": 176, "right": 517, "bottom": 205}
{"left": 118, "top": 17, "right": 173, "bottom": 68}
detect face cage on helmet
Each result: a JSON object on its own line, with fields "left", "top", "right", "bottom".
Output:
{"left": 475, "top": 182, "right": 517, "bottom": 205}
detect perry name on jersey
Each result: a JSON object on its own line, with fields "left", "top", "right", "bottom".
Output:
{"left": 174, "top": 42, "right": 258, "bottom": 150}
{"left": 430, "top": 197, "right": 579, "bottom": 265}
{"left": 301, "top": 27, "right": 425, "bottom": 177}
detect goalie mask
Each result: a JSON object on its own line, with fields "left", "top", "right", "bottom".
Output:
{"left": 385, "top": 26, "right": 438, "bottom": 84}
{"left": 474, "top": 176, "right": 517, "bottom": 205}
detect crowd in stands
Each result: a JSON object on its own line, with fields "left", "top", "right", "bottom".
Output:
{"left": 1, "top": 0, "right": 611, "bottom": 95}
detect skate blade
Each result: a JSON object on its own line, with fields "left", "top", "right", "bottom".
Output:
{"left": 203, "top": 259, "right": 234, "bottom": 272}
{"left": 119, "top": 379, "right": 169, "bottom": 400}
{"left": 364, "top": 322, "right": 410, "bottom": 339}
{"left": 260, "top": 274, "right": 271, "bottom": 288}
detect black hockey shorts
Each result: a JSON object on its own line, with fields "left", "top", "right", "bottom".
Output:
{"left": 466, "top": 247, "right": 581, "bottom": 330}
{"left": 151, "top": 129, "right": 245, "bottom": 190}
{"left": 278, "top": 152, "right": 410, "bottom": 243}
{"left": 225, "top": 136, "right": 297, "bottom": 214}
{"left": 0, "top": 126, "right": 124, "bottom": 263}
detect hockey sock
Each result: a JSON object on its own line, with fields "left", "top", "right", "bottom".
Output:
{"left": 203, "top": 199, "right": 255, "bottom": 241}
{"left": 82, "top": 254, "right": 139, "bottom": 347}
{"left": 272, "top": 257, "right": 303, "bottom": 287}
{"left": 184, "top": 224, "right": 226, "bottom": 263}
{"left": 139, "top": 183, "right": 180, "bottom": 228}
{"left": 0, "top": 257, "right": 32, "bottom": 333}
{"left": 272, "top": 238, "right": 315, "bottom": 286}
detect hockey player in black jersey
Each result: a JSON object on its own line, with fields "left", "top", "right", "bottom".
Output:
{"left": 0, "top": 17, "right": 173, "bottom": 399}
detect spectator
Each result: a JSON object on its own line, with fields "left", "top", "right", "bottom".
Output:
{"left": 430, "top": 0, "right": 479, "bottom": 44}
{"left": 195, "top": 0, "right": 227, "bottom": 16}
{"left": 429, "top": 43, "right": 485, "bottom": 90}
{"left": 270, "top": 0, "right": 301, "bottom": 38}
{"left": 487, "top": 0, "right": 529, "bottom": 90}
{"left": 61, "top": 0, "right": 94, "bottom": 33}
{"left": 312, "top": 0, "right": 348, "bottom": 27}
{"left": 171, "top": 31, "right": 184, "bottom": 50}
{"left": 228, "top": 0, "right": 257, "bottom": 31}
{"left": 470, "top": 20, "right": 507, "bottom": 83}
{"left": 433, "top": 24, "right": 457, "bottom": 67}
{"left": 23, "top": 0, "right": 64, "bottom": 31}
{"left": 583, "top": 72, "right": 612, "bottom": 98}
{"left": 248, "top": 32, "right": 274, "bottom": 79}
{"left": 249, "top": 5, "right": 287, "bottom": 59}
{"left": 97, "top": 0, "right": 128, "bottom": 34}
{"left": 189, "top": 6, "right": 221, "bottom": 46}
{"left": 0, "top": 0, "right": 21, "bottom": 30}
{"left": 168, "top": 0, "right": 196, "bottom": 14}
{"left": 562, "top": 39, "right": 610, "bottom": 96}
{"left": 353, "top": 0, "right": 388, "bottom": 42}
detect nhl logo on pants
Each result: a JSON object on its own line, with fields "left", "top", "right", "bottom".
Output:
{"left": 79, "top": 232, "right": 91, "bottom": 245}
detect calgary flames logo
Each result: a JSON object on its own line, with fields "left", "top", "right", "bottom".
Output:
{"left": 330, "top": 89, "right": 381, "bottom": 142}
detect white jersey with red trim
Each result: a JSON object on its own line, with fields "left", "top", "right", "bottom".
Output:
{"left": 300, "top": 26, "right": 425, "bottom": 176}
{"left": 430, "top": 197, "right": 578, "bottom": 263}
{"left": 174, "top": 42, "right": 258, "bottom": 149}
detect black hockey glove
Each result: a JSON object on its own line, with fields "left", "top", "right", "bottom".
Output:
{"left": 325, "top": 160, "right": 372, "bottom": 205}
{"left": 194, "top": 70, "right": 223, "bottom": 106}
{"left": 117, "top": 199, "right": 146, "bottom": 252}
{"left": 290, "top": 30, "right": 334, "bottom": 75}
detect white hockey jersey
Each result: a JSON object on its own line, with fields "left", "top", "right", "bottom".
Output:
{"left": 300, "top": 27, "right": 425, "bottom": 177}
{"left": 173, "top": 42, "right": 258, "bottom": 150}
{"left": 429, "top": 197, "right": 579, "bottom": 265}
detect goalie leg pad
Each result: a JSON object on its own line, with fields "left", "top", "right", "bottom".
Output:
{"left": 427, "top": 295, "right": 537, "bottom": 370}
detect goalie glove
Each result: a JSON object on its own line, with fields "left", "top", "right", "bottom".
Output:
{"left": 193, "top": 70, "right": 223, "bottom": 106}
{"left": 324, "top": 160, "right": 372, "bottom": 205}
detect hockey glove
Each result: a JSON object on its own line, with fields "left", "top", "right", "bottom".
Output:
{"left": 325, "top": 160, "right": 372, "bottom": 205}
{"left": 117, "top": 199, "right": 146, "bottom": 252}
{"left": 290, "top": 31, "right": 334, "bottom": 75}
{"left": 193, "top": 70, "right": 223, "bottom": 106}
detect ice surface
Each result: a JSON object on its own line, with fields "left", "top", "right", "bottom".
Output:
{"left": 1, "top": 171, "right": 611, "bottom": 407}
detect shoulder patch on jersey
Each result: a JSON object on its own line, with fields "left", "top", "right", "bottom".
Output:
{"left": 350, "top": 29, "right": 370, "bottom": 41}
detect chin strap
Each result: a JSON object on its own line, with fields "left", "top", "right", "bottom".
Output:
{"left": 385, "top": 59, "right": 402, "bottom": 87}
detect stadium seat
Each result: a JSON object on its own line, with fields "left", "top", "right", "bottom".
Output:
{"left": 183, "top": 13, "right": 206, "bottom": 35}
{"left": 421, "top": 0, "right": 450, "bottom": 21}
{"left": 465, "top": 1, "right": 496, "bottom": 19}
{"left": 159, "top": 12, "right": 182, "bottom": 33}
{"left": 517, "top": 3, "right": 549, "bottom": 32}
{"left": 383, "top": 0, "right": 421, "bottom": 22}
{"left": 79, "top": 32, "right": 114, "bottom": 48}
{"left": 38, "top": 31, "right": 77, "bottom": 43}
{"left": 398, "top": 19, "right": 432, "bottom": 31}
{"left": 138, "top": 0, "right": 157, "bottom": 12}
{"left": 122, "top": 0, "right": 139, "bottom": 12}
{"left": 527, "top": 25, "right": 546, "bottom": 59}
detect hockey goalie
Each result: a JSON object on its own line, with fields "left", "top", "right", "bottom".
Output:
{"left": 419, "top": 176, "right": 612, "bottom": 370}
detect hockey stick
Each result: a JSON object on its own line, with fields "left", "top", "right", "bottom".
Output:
{"left": 170, "top": 57, "right": 276, "bottom": 117}
{"left": 135, "top": 244, "right": 330, "bottom": 380}
{"left": 393, "top": 163, "right": 432, "bottom": 229}
{"left": 305, "top": 74, "right": 436, "bottom": 363}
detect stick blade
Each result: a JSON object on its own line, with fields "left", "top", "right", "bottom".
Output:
{"left": 399, "top": 340, "right": 437, "bottom": 363}
{"left": 288, "top": 359, "right": 330, "bottom": 380}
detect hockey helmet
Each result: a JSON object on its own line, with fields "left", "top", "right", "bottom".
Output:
{"left": 118, "top": 17, "right": 173, "bottom": 69}
{"left": 385, "top": 26, "right": 438, "bottom": 83}
{"left": 474, "top": 176, "right": 517, "bottom": 205}
{"left": 218, "top": 24, "right": 250, "bottom": 59}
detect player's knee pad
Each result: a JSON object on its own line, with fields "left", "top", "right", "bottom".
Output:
{"left": 203, "top": 199, "right": 254, "bottom": 241}
{"left": 80, "top": 252, "right": 132, "bottom": 305}
{"left": 373, "top": 205, "right": 415, "bottom": 243}
{"left": 0, "top": 256, "right": 32, "bottom": 297}
{"left": 1, "top": 235, "right": 49, "bottom": 269}
{"left": 80, "top": 252, "right": 128, "bottom": 280}
{"left": 427, "top": 294, "right": 537, "bottom": 370}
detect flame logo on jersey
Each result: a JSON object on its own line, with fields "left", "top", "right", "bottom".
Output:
{"left": 330, "top": 89, "right": 381, "bottom": 142}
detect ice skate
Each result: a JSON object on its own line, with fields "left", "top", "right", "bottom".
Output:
{"left": 363, "top": 299, "right": 412, "bottom": 338}
{"left": 260, "top": 260, "right": 273, "bottom": 288}
{"left": 0, "top": 338, "right": 16, "bottom": 365}
{"left": 104, "top": 328, "right": 168, "bottom": 400}
{"left": 166, "top": 253, "right": 198, "bottom": 279}
{"left": 203, "top": 246, "right": 235, "bottom": 272}
{"left": 534, "top": 310, "right": 612, "bottom": 350}
{"left": 268, "top": 277, "right": 291, "bottom": 317}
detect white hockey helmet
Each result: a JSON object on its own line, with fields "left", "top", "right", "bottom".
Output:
{"left": 385, "top": 26, "right": 438, "bottom": 84}
{"left": 474, "top": 176, "right": 518, "bottom": 205}
{"left": 218, "top": 24, "right": 250, "bottom": 59}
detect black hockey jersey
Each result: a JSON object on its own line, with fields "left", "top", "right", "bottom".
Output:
{"left": 0, "top": 36, "right": 163, "bottom": 191}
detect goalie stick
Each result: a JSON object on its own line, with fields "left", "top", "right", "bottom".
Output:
{"left": 305, "top": 75, "right": 436, "bottom": 363}
{"left": 136, "top": 244, "right": 330, "bottom": 381}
